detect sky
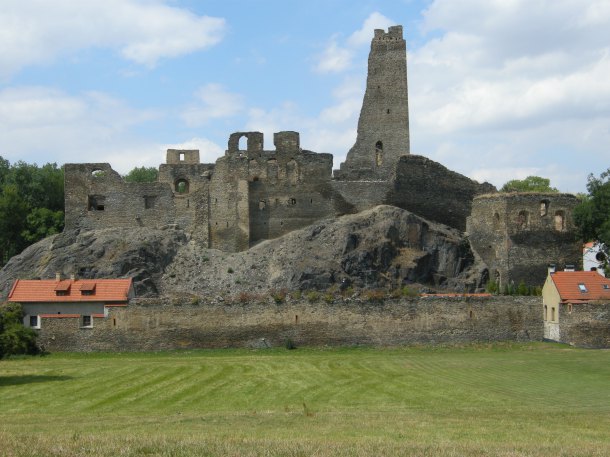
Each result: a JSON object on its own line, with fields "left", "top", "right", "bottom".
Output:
{"left": 1, "top": 0, "right": 609, "bottom": 193}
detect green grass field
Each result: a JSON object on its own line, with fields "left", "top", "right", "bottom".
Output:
{"left": 1, "top": 343, "right": 609, "bottom": 456}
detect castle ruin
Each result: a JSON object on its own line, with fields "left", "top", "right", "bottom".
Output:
{"left": 63, "top": 25, "right": 581, "bottom": 289}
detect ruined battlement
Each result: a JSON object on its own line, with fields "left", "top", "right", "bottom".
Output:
{"left": 373, "top": 25, "right": 403, "bottom": 40}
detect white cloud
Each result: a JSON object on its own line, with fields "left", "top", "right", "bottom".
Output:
{"left": 0, "top": 0, "right": 226, "bottom": 78}
{"left": 246, "top": 75, "right": 363, "bottom": 165}
{"left": 163, "top": 137, "right": 225, "bottom": 164}
{"left": 347, "top": 12, "right": 395, "bottom": 47}
{"left": 181, "top": 84, "right": 245, "bottom": 127}
{"left": 409, "top": 0, "right": 610, "bottom": 192}
{"left": 314, "top": 37, "right": 353, "bottom": 73}
{"left": 313, "top": 12, "right": 396, "bottom": 74}
{"left": 0, "top": 86, "right": 161, "bottom": 171}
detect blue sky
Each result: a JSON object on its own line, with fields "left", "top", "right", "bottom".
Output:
{"left": 1, "top": 0, "right": 609, "bottom": 193}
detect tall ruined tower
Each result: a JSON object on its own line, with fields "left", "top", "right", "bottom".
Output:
{"left": 336, "top": 25, "right": 410, "bottom": 180}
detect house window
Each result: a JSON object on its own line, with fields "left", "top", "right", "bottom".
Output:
{"left": 578, "top": 283, "right": 588, "bottom": 293}
{"left": 29, "top": 315, "right": 40, "bottom": 329}
{"left": 81, "top": 315, "right": 92, "bottom": 328}
{"left": 551, "top": 307, "right": 556, "bottom": 321}
{"left": 568, "top": 304, "right": 573, "bottom": 313}
{"left": 544, "top": 305, "right": 547, "bottom": 321}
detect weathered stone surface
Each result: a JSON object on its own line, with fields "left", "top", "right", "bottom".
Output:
{"left": 33, "top": 295, "right": 543, "bottom": 352}
{"left": 0, "top": 227, "right": 187, "bottom": 298}
{"left": 0, "top": 206, "right": 482, "bottom": 299}
{"left": 161, "top": 205, "right": 478, "bottom": 295}
{"left": 467, "top": 193, "right": 581, "bottom": 288}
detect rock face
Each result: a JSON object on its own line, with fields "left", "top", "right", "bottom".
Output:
{"left": 0, "top": 205, "right": 482, "bottom": 299}
{"left": 0, "top": 227, "right": 188, "bottom": 298}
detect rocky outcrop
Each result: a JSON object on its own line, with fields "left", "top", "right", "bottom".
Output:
{"left": 1, "top": 206, "right": 483, "bottom": 299}
{"left": 0, "top": 226, "right": 187, "bottom": 298}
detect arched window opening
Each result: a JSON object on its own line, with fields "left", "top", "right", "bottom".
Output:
{"left": 517, "top": 210, "right": 529, "bottom": 230}
{"left": 554, "top": 210, "right": 565, "bottom": 231}
{"left": 544, "top": 305, "right": 548, "bottom": 321}
{"left": 238, "top": 135, "right": 247, "bottom": 151}
{"left": 175, "top": 178, "right": 189, "bottom": 194}
{"left": 375, "top": 141, "right": 383, "bottom": 167}
{"left": 540, "top": 199, "right": 549, "bottom": 216}
{"left": 288, "top": 198, "right": 296, "bottom": 206}
{"left": 91, "top": 169, "right": 105, "bottom": 178}
{"left": 259, "top": 200, "right": 266, "bottom": 210}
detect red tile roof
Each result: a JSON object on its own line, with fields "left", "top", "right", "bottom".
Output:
{"left": 8, "top": 278, "right": 133, "bottom": 303}
{"left": 550, "top": 271, "right": 610, "bottom": 303}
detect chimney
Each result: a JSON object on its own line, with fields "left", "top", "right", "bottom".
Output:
{"left": 55, "top": 272, "right": 61, "bottom": 281}
{"left": 70, "top": 273, "right": 76, "bottom": 281}
{"left": 548, "top": 264, "right": 556, "bottom": 274}
{"left": 564, "top": 265, "right": 575, "bottom": 272}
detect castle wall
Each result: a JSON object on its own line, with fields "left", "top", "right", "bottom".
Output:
{"left": 34, "top": 296, "right": 543, "bottom": 352}
{"left": 64, "top": 163, "right": 178, "bottom": 232}
{"left": 388, "top": 155, "right": 495, "bottom": 231}
{"left": 468, "top": 193, "right": 581, "bottom": 288}
{"left": 556, "top": 302, "right": 610, "bottom": 348}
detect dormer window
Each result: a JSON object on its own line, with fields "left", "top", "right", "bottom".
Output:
{"left": 80, "top": 283, "right": 96, "bottom": 296}
{"left": 578, "top": 283, "right": 588, "bottom": 293}
{"left": 54, "top": 281, "right": 71, "bottom": 296}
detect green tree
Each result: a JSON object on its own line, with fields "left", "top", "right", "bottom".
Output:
{"left": 21, "top": 207, "right": 64, "bottom": 244}
{"left": 0, "top": 157, "right": 65, "bottom": 265}
{"left": 500, "top": 176, "right": 558, "bottom": 193}
{"left": 0, "top": 184, "right": 29, "bottom": 264}
{"left": 0, "top": 302, "right": 39, "bottom": 358}
{"left": 124, "top": 166, "right": 158, "bottom": 183}
{"left": 574, "top": 169, "right": 610, "bottom": 272}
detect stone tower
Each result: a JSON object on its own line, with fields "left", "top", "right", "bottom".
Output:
{"left": 336, "top": 25, "right": 410, "bottom": 180}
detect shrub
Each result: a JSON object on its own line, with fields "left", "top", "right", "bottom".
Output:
{"left": 227, "top": 267, "right": 234, "bottom": 274}
{"left": 517, "top": 280, "right": 529, "bottom": 296}
{"left": 0, "top": 302, "right": 39, "bottom": 358}
{"left": 291, "top": 290, "right": 302, "bottom": 300}
{"left": 285, "top": 338, "right": 297, "bottom": 350}
{"left": 271, "top": 290, "right": 286, "bottom": 304}
{"left": 364, "top": 289, "right": 386, "bottom": 303}
{"left": 323, "top": 292, "right": 334, "bottom": 304}
{"left": 401, "top": 285, "right": 419, "bottom": 298}
{"left": 485, "top": 280, "right": 499, "bottom": 294}
{"left": 306, "top": 291, "right": 319, "bottom": 303}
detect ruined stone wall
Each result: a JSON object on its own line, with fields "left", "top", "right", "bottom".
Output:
{"left": 388, "top": 155, "right": 495, "bottom": 231}
{"left": 158, "top": 151, "right": 214, "bottom": 243}
{"left": 556, "top": 302, "right": 610, "bottom": 348}
{"left": 208, "top": 131, "right": 340, "bottom": 249}
{"left": 468, "top": 193, "right": 581, "bottom": 288}
{"left": 64, "top": 163, "right": 178, "bottom": 232}
{"left": 35, "top": 296, "right": 542, "bottom": 352}
{"left": 337, "top": 26, "right": 409, "bottom": 180}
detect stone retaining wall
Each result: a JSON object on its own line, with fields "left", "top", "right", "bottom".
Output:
{"left": 35, "top": 296, "right": 543, "bottom": 352}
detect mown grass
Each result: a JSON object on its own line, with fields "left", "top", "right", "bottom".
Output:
{"left": 1, "top": 343, "right": 609, "bottom": 456}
